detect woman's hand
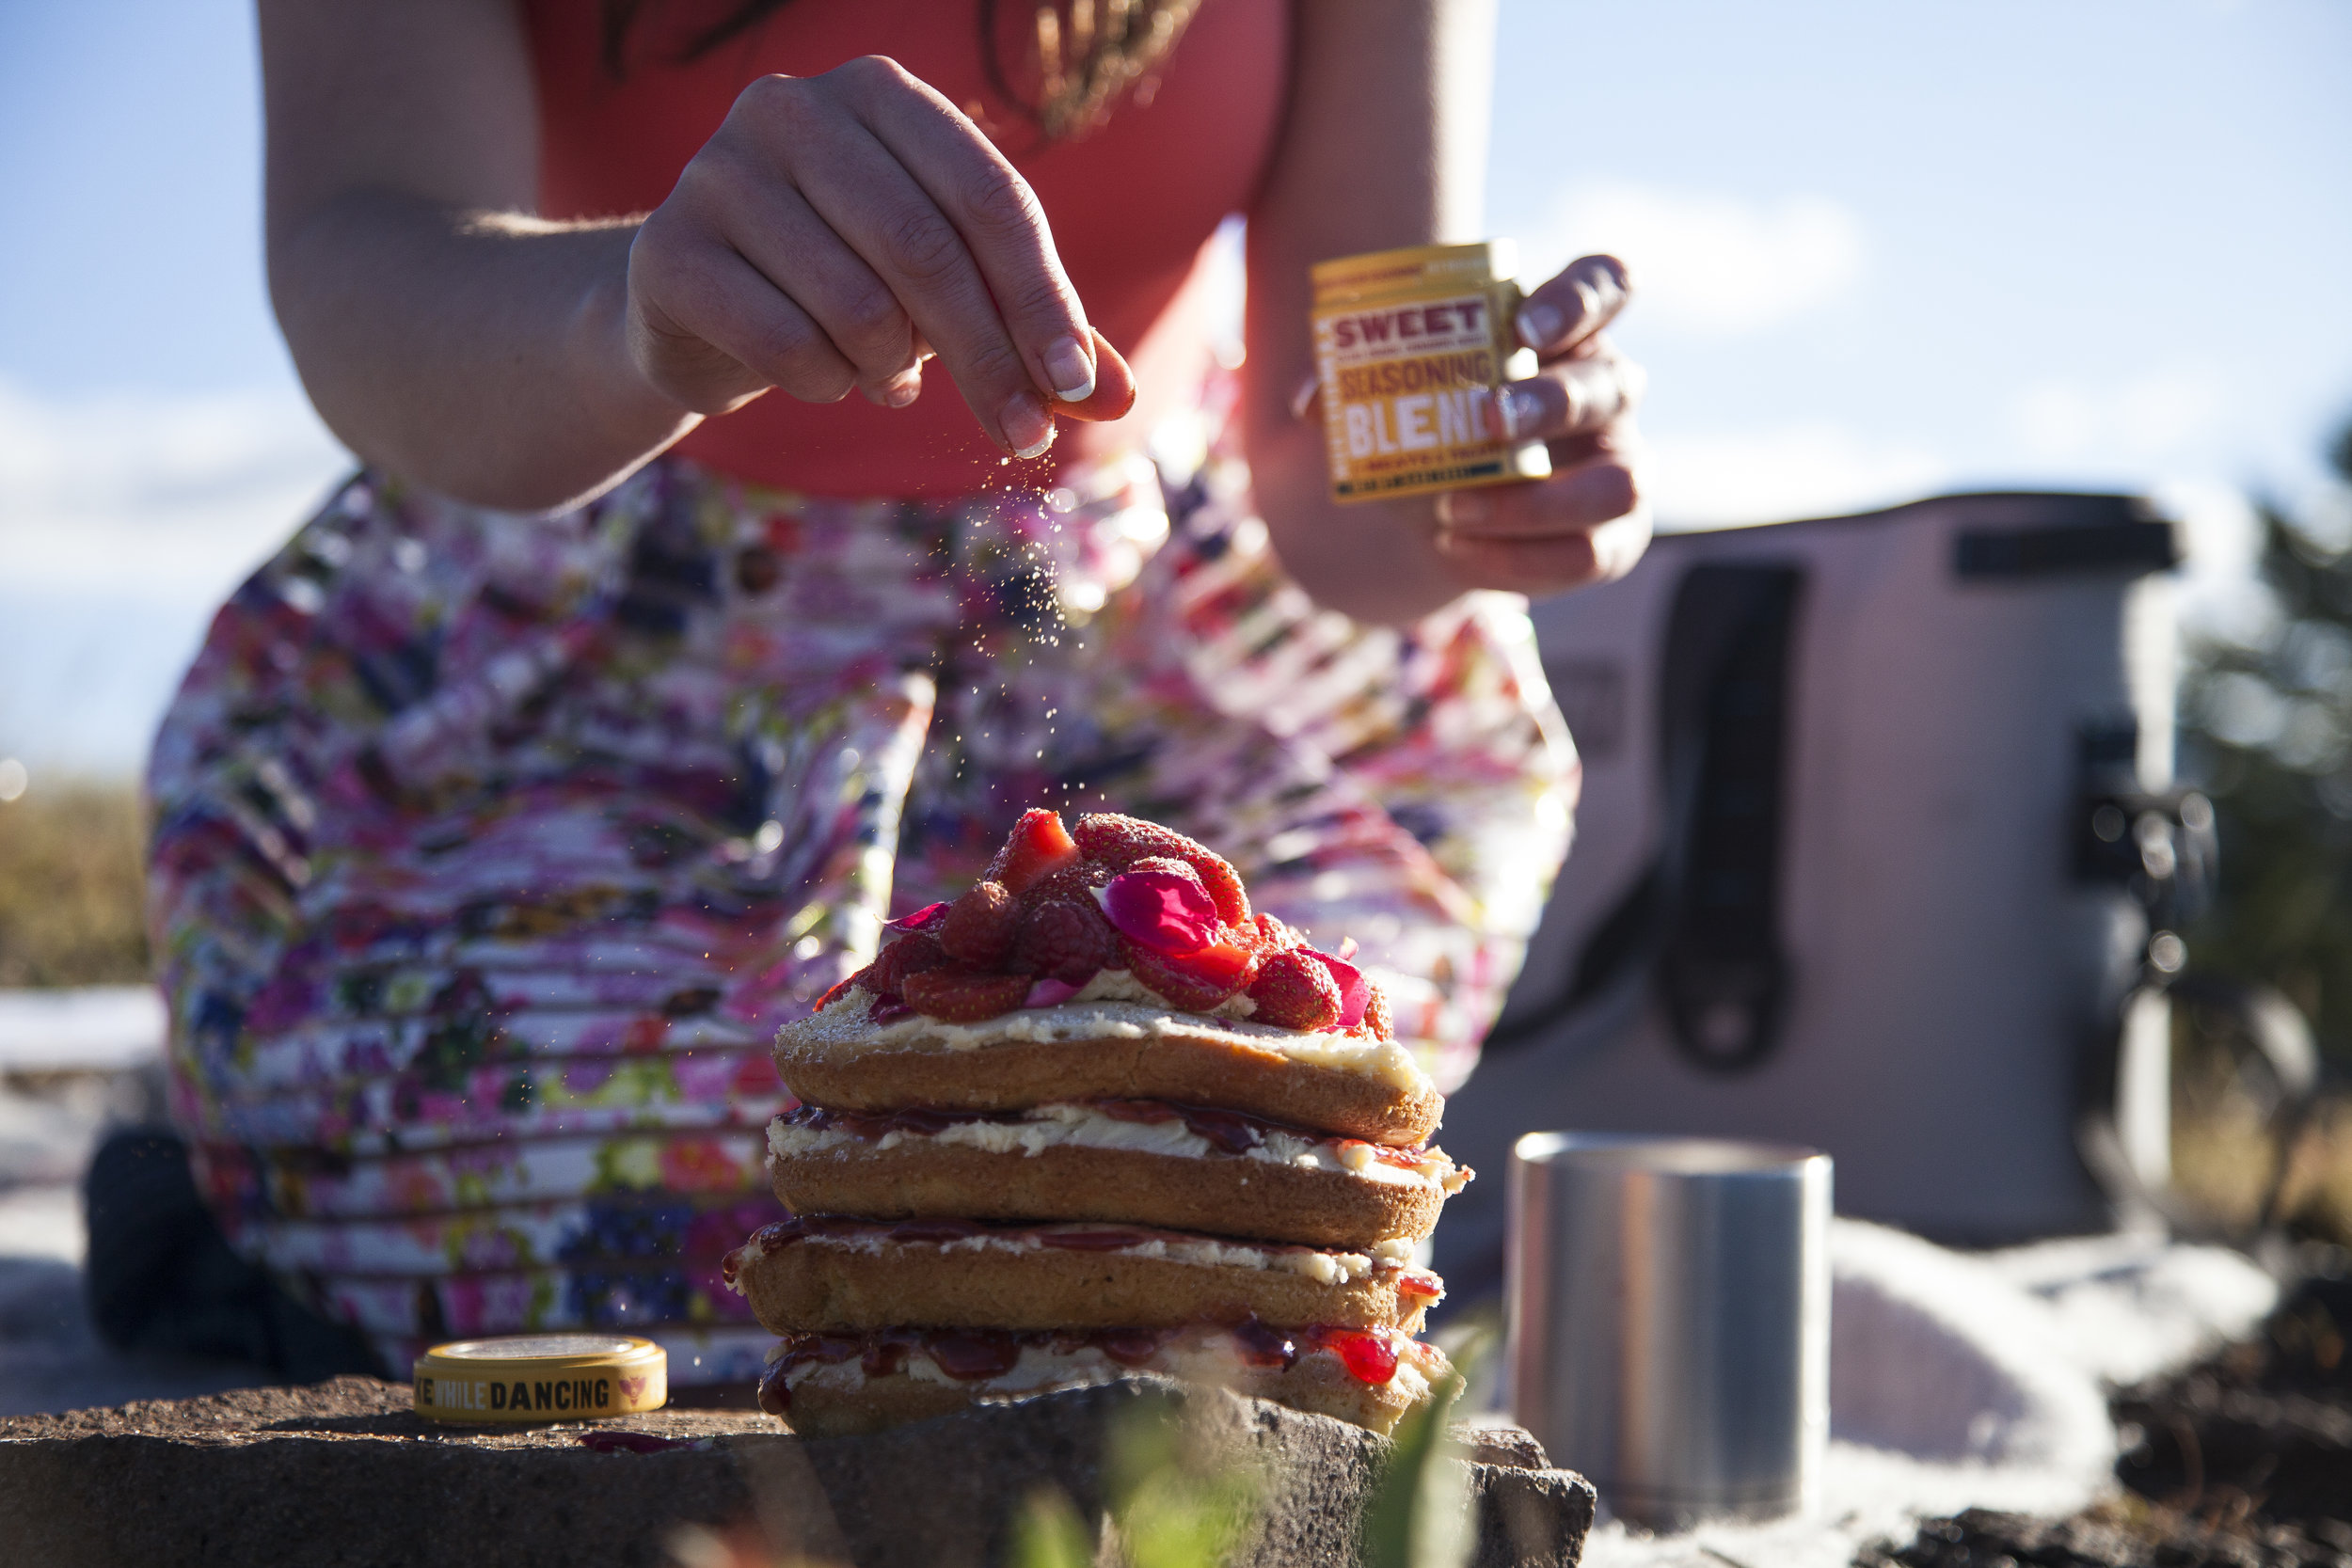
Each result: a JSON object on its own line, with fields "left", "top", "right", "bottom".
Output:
{"left": 1429, "top": 254, "right": 1650, "bottom": 592}
{"left": 626, "top": 55, "right": 1136, "bottom": 458}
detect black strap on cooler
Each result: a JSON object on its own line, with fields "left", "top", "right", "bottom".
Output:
{"left": 1486, "top": 562, "right": 1804, "bottom": 1071}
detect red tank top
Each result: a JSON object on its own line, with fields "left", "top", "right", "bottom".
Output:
{"left": 523, "top": 0, "right": 1290, "bottom": 497}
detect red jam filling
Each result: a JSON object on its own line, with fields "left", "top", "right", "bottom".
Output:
{"left": 783, "top": 1098, "right": 1438, "bottom": 1167}
{"left": 1322, "top": 1327, "right": 1402, "bottom": 1386}
{"left": 1396, "top": 1270, "right": 1444, "bottom": 1300}
{"left": 761, "top": 1319, "right": 1417, "bottom": 1393}
{"left": 1231, "top": 1318, "right": 1299, "bottom": 1370}
{"left": 925, "top": 1331, "right": 1024, "bottom": 1381}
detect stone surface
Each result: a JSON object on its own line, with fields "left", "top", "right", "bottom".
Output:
{"left": 0, "top": 1374, "right": 1596, "bottom": 1568}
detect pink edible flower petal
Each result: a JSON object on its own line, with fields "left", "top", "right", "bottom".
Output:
{"left": 884, "top": 902, "right": 949, "bottom": 934}
{"left": 1097, "top": 869, "right": 1220, "bottom": 955}
{"left": 868, "top": 996, "right": 914, "bottom": 1024}
{"left": 1304, "top": 948, "right": 1370, "bottom": 1030}
{"left": 1023, "top": 977, "right": 1083, "bottom": 1008}
{"left": 1336, "top": 937, "right": 1359, "bottom": 960}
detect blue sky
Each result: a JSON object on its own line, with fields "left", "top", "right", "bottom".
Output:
{"left": 3, "top": 0, "right": 2350, "bottom": 773}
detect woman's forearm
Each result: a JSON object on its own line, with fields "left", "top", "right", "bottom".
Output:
{"left": 271, "top": 197, "right": 695, "bottom": 512}
{"left": 1239, "top": 0, "right": 1499, "bottom": 625}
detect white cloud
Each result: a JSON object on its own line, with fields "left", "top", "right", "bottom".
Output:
{"left": 2009, "top": 371, "right": 2226, "bottom": 463}
{"left": 1522, "top": 182, "right": 1867, "bottom": 336}
{"left": 1645, "top": 423, "right": 1951, "bottom": 528}
{"left": 0, "top": 377, "right": 351, "bottom": 603}
{"left": 0, "top": 378, "right": 352, "bottom": 774}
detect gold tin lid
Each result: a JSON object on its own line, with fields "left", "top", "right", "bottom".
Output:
{"left": 413, "top": 1333, "right": 668, "bottom": 1422}
{"left": 1310, "top": 240, "right": 1518, "bottom": 307}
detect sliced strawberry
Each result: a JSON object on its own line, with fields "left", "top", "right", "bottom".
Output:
{"left": 1014, "top": 898, "right": 1115, "bottom": 984}
{"left": 1072, "top": 814, "right": 1250, "bottom": 926}
{"left": 1121, "top": 933, "right": 1261, "bottom": 1013}
{"left": 939, "top": 880, "right": 1019, "bottom": 967}
{"left": 1253, "top": 912, "right": 1306, "bottom": 953}
{"left": 902, "top": 964, "right": 1032, "bottom": 1022}
{"left": 1099, "top": 860, "right": 1220, "bottom": 955}
{"left": 1361, "top": 982, "right": 1394, "bottom": 1041}
{"left": 869, "top": 932, "right": 950, "bottom": 997}
{"left": 985, "top": 808, "right": 1081, "bottom": 895}
{"left": 1304, "top": 948, "right": 1371, "bottom": 1030}
{"left": 1245, "top": 949, "right": 1343, "bottom": 1031}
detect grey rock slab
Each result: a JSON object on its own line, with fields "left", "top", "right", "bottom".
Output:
{"left": 0, "top": 1374, "right": 1595, "bottom": 1568}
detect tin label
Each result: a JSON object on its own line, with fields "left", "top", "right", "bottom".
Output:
{"left": 411, "top": 1333, "right": 668, "bottom": 1423}
{"left": 1311, "top": 244, "right": 1548, "bottom": 503}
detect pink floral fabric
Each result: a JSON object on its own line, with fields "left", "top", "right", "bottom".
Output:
{"left": 145, "top": 426, "right": 1577, "bottom": 1384}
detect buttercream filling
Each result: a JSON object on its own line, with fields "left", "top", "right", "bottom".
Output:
{"left": 775, "top": 983, "right": 1426, "bottom": 1094}
{"left": 764, "top": 1101, "right": 1469, "bottom": 1192}
{"left": 723, "top": 1216, "right": 1449, "bottom": 1297}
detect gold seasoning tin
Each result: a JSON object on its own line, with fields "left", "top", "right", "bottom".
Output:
{"left": 1311, "top": 240, "right": 1549, "bottom": 503}
{"left": 413, "top": 1333, "right": 668, "bottom": 1422}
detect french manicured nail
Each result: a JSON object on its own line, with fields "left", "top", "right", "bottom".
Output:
{"left": 1436, "top": 492, "right": 1488, "bottom": 528}
{"left": 1497, "top": 384, "right": 1546, "bottom": 441}
{"left": 1001, "top": 392, "right": 1056, "bottom": 458}
{"left": 1042, "top": 335, "right": 1096, "bottom": 403}
{"left": 1517, "top": 300, "right": 1565, "bottom": 350}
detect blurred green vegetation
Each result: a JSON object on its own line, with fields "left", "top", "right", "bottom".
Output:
{"left": 0, "top": 775, "right": 151, "bottom": 988}
{"left": 2180, "top": 418, "right": 2352, "bottom": 1064}
{"left": 1012, "top": 1331, "right": 1487, "bottom": 1568}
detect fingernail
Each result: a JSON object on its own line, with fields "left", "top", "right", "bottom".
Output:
{"left": 1517, "top": 300, "right": 1565, "bottom": 350}
{"left": 1288, "top": 374, "right": 1321, "bottom": 421}
{"left": 1001, "top": 392, "right": 1056, "bottom": 458}
{"left": 1436, "top": 492, "right": 1488, "bottom": 528}
{"left": 1496, "top": 384, "right": 1544, "bottom": 441}
{"left": 1042, "top": 335, "right": 1095, "bottom": 403}
{"left": 884, "top": 372, "right": 922, "bottom": 408}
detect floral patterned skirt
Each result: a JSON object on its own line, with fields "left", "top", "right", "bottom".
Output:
{"left": 144, "top": 432, "right": 1577, "bottom": 1384}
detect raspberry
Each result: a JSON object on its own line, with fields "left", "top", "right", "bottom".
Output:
{"left": 985, "top": 808, "right": 1081, "bottom": 894}
{"left": 1361, "top": 983, "right": 1394, "bottom": 1041}
{"left": 1121, "top": 933, "right": 1261, "bottom": 1013}
{"left": 1013, "top": 899, "right": 1115, "bottom": 984}
{"left": 939, "top": 880, "right": 1019, "bottom": 967}
{"left": 1072, "top": 814, "right": 1250, "bottom": 926}
{"left": 902, "top": 964, "right": 1032, "bottom": 1022}
{"left": 1017, "top": 857, "right": 1113, "bottom": 913}
{"left": 1246, "top": 949, "right": 1343, "bottom": 1030}
{"left": 869, "top": 932, "right": 949, "bottom": 997}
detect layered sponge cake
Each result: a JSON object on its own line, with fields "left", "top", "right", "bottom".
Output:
{"left": 731, "top": 808, "right": 1471, "bottom": 1435}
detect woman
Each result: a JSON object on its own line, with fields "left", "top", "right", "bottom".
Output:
{"left": 122, "top": 0, "right": 1646, "bottom": 1387}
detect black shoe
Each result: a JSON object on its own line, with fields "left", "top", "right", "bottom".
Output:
{"left": 82, "top": 1128, "right": 385, "bottom": 1380}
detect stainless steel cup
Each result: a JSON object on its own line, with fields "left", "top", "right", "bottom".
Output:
{"left": 1505, "top": 1132, "right": 1832, "bottom": 1530}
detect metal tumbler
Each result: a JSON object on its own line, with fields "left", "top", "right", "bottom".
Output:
{"left": 1505, "top": 1133, "right": 1832, "bottom": 1530}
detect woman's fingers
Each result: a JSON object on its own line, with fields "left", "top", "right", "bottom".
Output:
{"left": 636, "top": 60, "right": 1123, "bottom": 451}
{"left": 842, "top": 60, "right": 1099, "bottom": 403}
{"left": 1495, "top": 336, "right": 1647, "bottom": 443}
{"left": 1052, "top": 327, "right": 1139, "bottom": 422}
{"left": 1515, "top": 253, "right": 1632, "bottom": 357}
{"left": 696, "top": 154, "right": 926, "bottom": 405}
{"left": 627, "top": 228, "right": 859, "bottom": 414}
{"left": 1429, "top": 427, "right": 1650, "bottom": 594}
{"left": 1434, "top": 507, "right": 1652, "bottom": 594}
